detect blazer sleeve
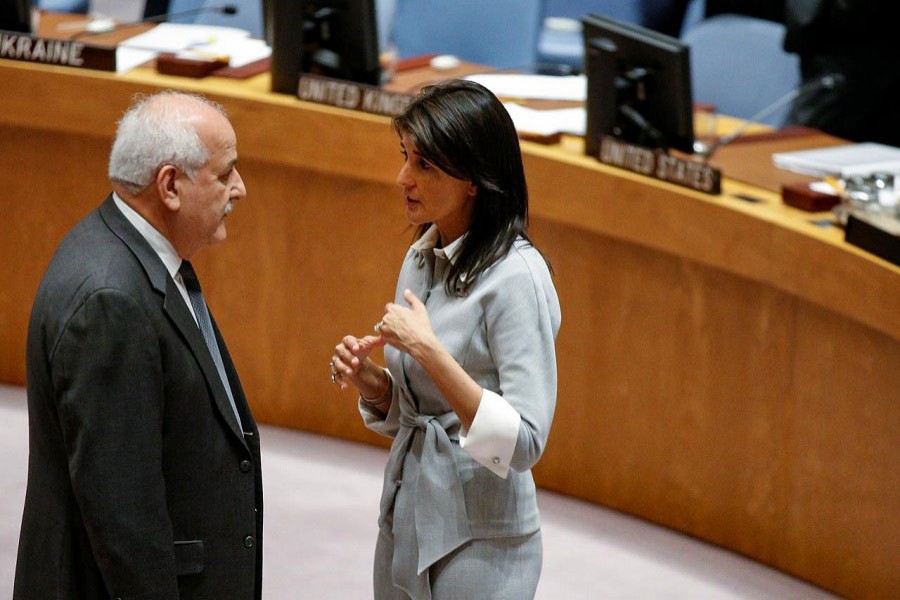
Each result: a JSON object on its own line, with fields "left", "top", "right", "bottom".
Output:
{"left": 482, "top": 254, "right": 561, "bottom": 473}
{"left": 358, "top": 369, "right": 403, "bottom": 438}
{"left": 51, "top": 288, "right": 180, "bottom": 599}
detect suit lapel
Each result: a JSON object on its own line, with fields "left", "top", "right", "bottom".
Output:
{"left": 99, "top": 195, "right": 168, "bottom": 294}
{"left": 99, "top": 195, "right": 248, "bottom": 446}
{"left": 401, "top": 250, "right": 436, "bottom": 400}
{"left": 210, "top": 314, "right": 258, "bottom": 436}
{"left": 162, "top": 281, "right": 247, "bottom": 443}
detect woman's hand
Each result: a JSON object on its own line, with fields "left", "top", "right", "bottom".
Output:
{"left": 331, "top": 334, "right": 387, "bottom": 396}
{"left": 378, "top": 288, "right": 483, "bottom": 429}
{"left": 377, "top": 289, "right": 439, "bottom": 360}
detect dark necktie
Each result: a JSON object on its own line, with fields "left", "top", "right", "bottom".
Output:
{"left": 178, "top": 260, "right": 244, "bottom": 431}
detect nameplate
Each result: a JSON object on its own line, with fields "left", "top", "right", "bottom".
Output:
{"left": 297, "top": 74, "right": 413, "bottom": 118}
{"left": 0, "top": 30, "right": 115, "bottom": 72}
{"left": 598, "top": 136, "right": 722, "bottom": 195}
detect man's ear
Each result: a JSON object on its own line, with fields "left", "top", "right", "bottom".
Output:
{"left": 157, "top": 165, "right": 180, "bottom": 212}
{"left": 467, "top": 182, "right": 477, "bottom": 198}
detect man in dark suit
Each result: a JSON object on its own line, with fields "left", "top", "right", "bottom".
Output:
{"left": 14, "top": 91, "right": 263, "bottom": 599}
{"left": 783, "top": 0, "right": 900, "bottom": 146}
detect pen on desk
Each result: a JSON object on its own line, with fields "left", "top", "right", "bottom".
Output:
{"left": 730, "top": 193, "right": 765, "bottom": 204}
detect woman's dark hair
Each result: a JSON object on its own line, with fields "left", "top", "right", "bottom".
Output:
{"left": 392, "top": 79, "right": 549, "bottom": 295}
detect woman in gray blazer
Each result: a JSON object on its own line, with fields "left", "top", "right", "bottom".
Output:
{"left": 331, "top": 79, "right": 561, "bottom": 599}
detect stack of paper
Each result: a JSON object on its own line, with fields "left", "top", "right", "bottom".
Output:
{"left": 464, "top": 73, "right": 587, "bottom": 102}
{"left": 117, "top": 23, "right": 271, "bottom": 74}
{"left": 772, "top": 142, "right": 900, "bottom": 177}
{"left": 503, "top": 103, "right": 585, "bottom": 137}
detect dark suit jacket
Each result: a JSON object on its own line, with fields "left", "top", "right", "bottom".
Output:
{"left": 15, "top": 196, "right": 263, "bottom": 600}
{"left": 783, "top": 0, "right": 900, "bottom": 146}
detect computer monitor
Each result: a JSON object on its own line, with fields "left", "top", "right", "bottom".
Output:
{"left": 582, "top": 13, "right": 694, "bottom": 156}
{"left": 264, "top": 0, "right": 380, "bottom": 94}
{"left": 0, "top": 0, "right": 32, "bottom": 33}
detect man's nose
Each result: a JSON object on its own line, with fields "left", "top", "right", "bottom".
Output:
{"left": 234, "top": 168, "right": 247, "bottom": 198}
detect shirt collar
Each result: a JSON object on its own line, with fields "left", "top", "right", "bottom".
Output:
{"left": 410, "top": 224, "right": 466, "bottom": 266}
{"left": 112, "top": 192, "right": 183, "bottom": 279}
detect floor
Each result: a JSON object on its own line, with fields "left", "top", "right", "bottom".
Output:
{"left": 0, "top": 384, "right": 834, "bottom": 598}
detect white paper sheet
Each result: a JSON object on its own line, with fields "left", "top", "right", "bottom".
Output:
{"left": 181, "top": 37, "right": 271, "bottom": 68}
{"left": 503, "top": 103, "right": 586, "bottom": 136}
{"left": 115, "top": 47, "right": 157, "bottom": 73}
{"left": 120, "top": 23, "right": 250, "bottom": 54}
{"left": 114, "top": 23, "right": 270, "bottom": 72}
{"left": 465, "top": 73, "right": 587, "bottom": 102}
{"left": 773, "top": 142, "right": 900, "bottom": 177}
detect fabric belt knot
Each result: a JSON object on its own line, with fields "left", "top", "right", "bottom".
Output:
{"left": 178, "top": 260, "right": 243, "bottom": 431}
{"left": 385, "top": 407, "right": 471, "bottom": 598}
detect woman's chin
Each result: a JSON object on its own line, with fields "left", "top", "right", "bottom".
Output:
{"left": 405, "top": 204, "right": 424, "bottom": 224}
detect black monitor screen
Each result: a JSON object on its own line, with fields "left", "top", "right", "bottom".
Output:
{"left": 0, "top": 0, "right": 31, "bottom": 33}
{"left": 265, "top": 0, "right": 380, "bottom": 94}
{"left": 582, "top": 14, "right": 694, "bottom": 155}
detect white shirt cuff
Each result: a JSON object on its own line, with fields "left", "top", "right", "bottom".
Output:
{"left": 459, "top": 389, "right": 521, "bottom": 479}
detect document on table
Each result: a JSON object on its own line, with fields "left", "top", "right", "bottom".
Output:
{"left": 503, "top": 103, "right": 586, "bottom": 136}
{"left": 465, "top": 73, "right": 587, "bottom": 102}
{"left": 772, "top": 142, "right": 900, "bottom": 177}
{"left": 115, "top": 23, "right": 271, "bottom": 73}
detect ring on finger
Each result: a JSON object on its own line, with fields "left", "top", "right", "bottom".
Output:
{"left": 374, "top": 320, "right": 384, "bottom": 334}
{"left": 329, "top": 360, "right": 337, "bottom": 375}
{"left": 330, "top": 373, "right": 337, "bottom": 384}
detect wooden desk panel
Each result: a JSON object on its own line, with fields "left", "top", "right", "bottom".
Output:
{"left": 1, "top": 59, "right": 897, "bottom": 597}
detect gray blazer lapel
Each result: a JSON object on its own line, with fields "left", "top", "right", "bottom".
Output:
{"left": 99, "top": 195, "right": 248, "bottom": 445}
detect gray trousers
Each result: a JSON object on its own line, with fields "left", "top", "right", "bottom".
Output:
{"left": 374, "top": 527, "right": 542, "bottom": 600}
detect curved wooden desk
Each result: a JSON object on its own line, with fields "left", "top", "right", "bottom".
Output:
{"left": 1, "top": 59, "right": 897, "bottom": 597}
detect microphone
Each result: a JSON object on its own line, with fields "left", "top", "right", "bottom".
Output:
{"left": 695, "top": 73, "right": 846, "bottom": 162}
{"left": 70, "top": 5, "right": 239, "bottom": 41}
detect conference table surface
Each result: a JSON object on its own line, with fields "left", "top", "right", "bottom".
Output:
{"left": 0, "top": 57, "right": 897, "bottom": 598}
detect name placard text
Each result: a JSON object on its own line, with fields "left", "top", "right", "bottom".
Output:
{"left": 599, "top": 136, "right": 722, "bottom": 195}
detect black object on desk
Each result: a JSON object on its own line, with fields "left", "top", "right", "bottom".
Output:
{"left": 265, "top": 0, "right": 381, "bottom": 94}
{"left": 845, "top": 213, "right": 900, "bottom": 267}
{"left": 583, "top": 13, "right": 694, "bottom": 157}
{"left": 0, "top": 0, "right": 31, "bottom": 33}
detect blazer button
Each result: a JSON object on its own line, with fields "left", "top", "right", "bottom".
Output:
{"left": 240, "top": 459, "right": 252, "bottom": 472}
{"left": 492, "top": 457, "right": 501, "bottom": 464}
{"left": 244, "top": 535, "right": 255, "bottom": 549}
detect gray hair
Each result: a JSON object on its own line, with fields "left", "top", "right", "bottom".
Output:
{"left": 108, "top": 91, "right": 227, "bottom": 195}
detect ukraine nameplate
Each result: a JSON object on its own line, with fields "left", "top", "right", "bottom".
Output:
{"left": 297, "top": 74, "right": 413, "bottom": 118}
{"left": 599, "top": 136, "right": 722, "bottom": 195}
{"left": 0, "top": 30, "right": 115, "bottom": 72}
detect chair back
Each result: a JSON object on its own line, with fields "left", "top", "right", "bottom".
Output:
{"left": 40, "top": 0, "right": 88, "bottom": 11}
{"left": 537, "top": 1, "right": 682, "bottom": 72}
{"left": 682, "top": 14, "right": 800, "bottom": 126}
{"left": 391, "top": 0, "right": 544, "bottom": 70}
{"left": 167, "top": 0, "right": 263, "bottom": 37}
{"left": 679, "top": 0, "right": 705, "bottom": 37}
{"left": 545, "top": 0, "right": 641, "bottom": 22}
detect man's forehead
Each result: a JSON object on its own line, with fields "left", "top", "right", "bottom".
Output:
{"left": 197, "top": 116, "right": 236, "bottom": 153}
